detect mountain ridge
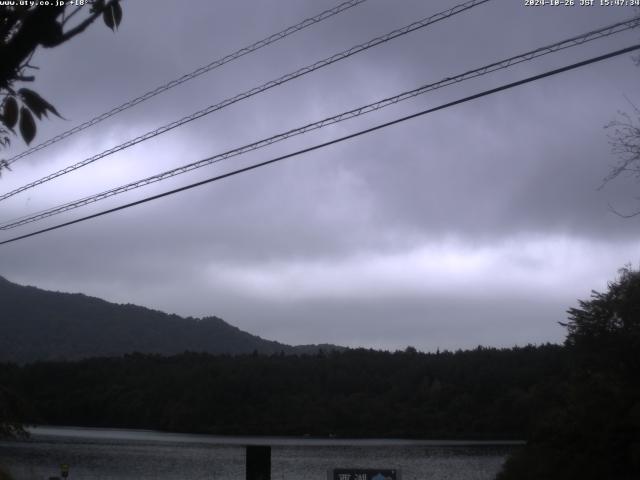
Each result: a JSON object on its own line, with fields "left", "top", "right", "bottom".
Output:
{"left": 0, "top": 275, "right": 341, "bottom": 363}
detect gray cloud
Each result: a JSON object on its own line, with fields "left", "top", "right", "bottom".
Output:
{"left": 1, "top": 0, "right": 639, "bottom": 350}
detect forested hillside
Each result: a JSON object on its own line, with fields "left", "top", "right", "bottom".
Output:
{"left": 0, "top": 276, "right": 335, "bottom": 362}
{"left": 0, "top": 345, "right": 567, "bottom": 438}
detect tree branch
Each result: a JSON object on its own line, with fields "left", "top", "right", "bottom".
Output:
{"left": 607, "top": 202, "right": 640, "bottom": 218}
{"left": 61, "top": 5, "right": 83, "bottom": 27}
{"left": 0, "top": 6, "right": 63, "bottom": 87}
{"left": 55, "top": 1, "right": 116, "bottom": 45}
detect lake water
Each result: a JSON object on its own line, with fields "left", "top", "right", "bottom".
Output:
{"left": 0, "top": 426, "right": 520, "bottom": 480}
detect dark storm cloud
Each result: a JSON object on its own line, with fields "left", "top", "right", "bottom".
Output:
{"left": 1, "top": 0, "right": 639, "bottom": 350}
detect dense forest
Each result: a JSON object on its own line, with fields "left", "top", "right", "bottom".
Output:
{"left": 0, "top": 345, "right": 567, "bottom": 439}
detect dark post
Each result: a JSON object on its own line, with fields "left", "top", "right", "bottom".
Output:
{"left": 246, "top": 445, "right": 271, "bottom": 480}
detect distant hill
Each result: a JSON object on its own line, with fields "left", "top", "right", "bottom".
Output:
{"left": 0, "top": 276, "right": 340, "bottom": 363}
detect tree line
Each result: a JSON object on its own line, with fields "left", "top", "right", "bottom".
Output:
{"left": 0, "top": 344, "right": 567, "bottom": 439}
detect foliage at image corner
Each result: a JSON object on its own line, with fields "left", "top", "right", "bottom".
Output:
{"left": 0, "top": 465, "right": 13, "bottom": 480}
{"left": 0, "top": 0, "right": 123, "bottom": 165}
{"left": 0, "top": 380, "right": 28, "bottom": 480}
{"left": 496, "top": 266, "right": 640, "bottom": 480}
{"left": 0, "top": 385, "right": 30, "bottom": 441}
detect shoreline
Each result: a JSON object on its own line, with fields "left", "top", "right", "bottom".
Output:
{"left": 21, "top": 425, "right": 526, "bottom": 447}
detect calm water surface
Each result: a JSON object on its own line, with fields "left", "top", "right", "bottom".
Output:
{"left": 0, "top": 426, "right": 521, "bottom": 480}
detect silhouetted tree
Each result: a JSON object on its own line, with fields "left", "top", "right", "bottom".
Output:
{"left": 602, "top": 104, "right": 640, "bottom": 217}
{"left": 0, "top": 385, "right": 28, "bottom": 439}
{"left": 602, "top": 39, "right": 640, "bottom": 216}
{"left": 0, "top": 0, "right": 123, "bottom": 169}
{"left": 564, "top": 265, "right": 640, "bottom": 368}
{"left": 497, "top": 266, "right": 640, "bottom": 480}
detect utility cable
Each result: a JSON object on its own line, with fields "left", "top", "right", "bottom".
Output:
{"left": 3, "top": 0, "right": 370, "bottom": 166}
{"left": 0, "top": 0, "right": 492, "bottom": 202}
{"left": 1, "top": 16, "right": 638, "bottom": 230}
{"left": 1, "top": 43, "right": 638, "bottom": 247}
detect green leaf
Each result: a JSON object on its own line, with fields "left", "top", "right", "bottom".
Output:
{"left": 18, "top": 88, "right": 62, "bottom": 120}
{"left": 19, "top": 107, "right": 36, "bottom": 145}
{"left": 2, "top": 97, "right": 18, "bottom": 130}
{"left": 103, "top": 1, "right": 122, "bottom": 31}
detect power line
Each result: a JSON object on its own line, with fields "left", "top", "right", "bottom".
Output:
{"left": 2, "top": 43, "right": 638, "bottom": 247}
{"left": 3, "top": 0, "right": 370, "bottom": 166}
{"left": 1, "top": 16, "right": 638, "bottom": 231}
{"left": 0, "top": 0, "right": 492, "bottom": 203}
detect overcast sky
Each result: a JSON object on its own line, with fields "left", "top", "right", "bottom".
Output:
{"left": 1, "top": 0, "right": 639, "bottom": 351}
